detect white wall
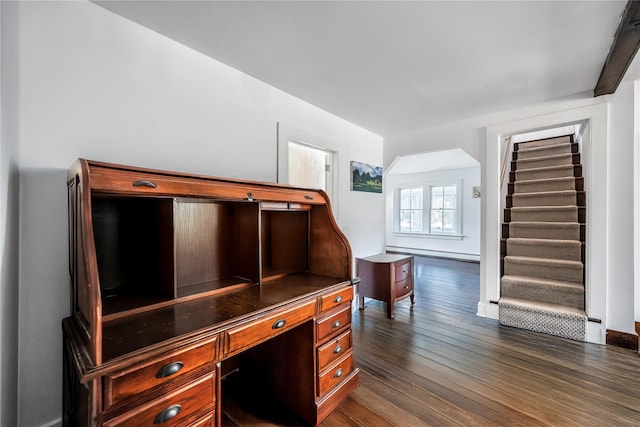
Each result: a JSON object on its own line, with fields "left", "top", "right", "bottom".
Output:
{"left": 605, "top": 81, "right": 636, "bottom": 335}
{"left": 385, "top": 166, "right": 481, "bottom": 261}
{"left": 1, "top": 2, "right": 20, "bottom": 426}
{"left": 10, "top": 2, "right": 384, "bottom": 426}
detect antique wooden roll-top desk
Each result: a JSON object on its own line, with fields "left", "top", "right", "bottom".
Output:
{"left": 63, "top": 159, "right": 360, "bottom": 426}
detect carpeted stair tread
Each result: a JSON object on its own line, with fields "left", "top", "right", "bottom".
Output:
{"left": 516, "top": 143, "right": 574, "bottom": 160}
{"left": 504, "top": 255, "right": 582, "bottom": 268}
{"left": 506, "top": 238, "right": 582, "bottom": 261}
{"left": 502, "top": 274, "right": 584, "bottom": 292}
{"left": 515, "top": 152, "right": 574, "bottom": 166}
{"left": 509, "top": 206, "right": 578, "bottom": 222}
{"left": 501, "top": 275, "right": 584, "bottom": 309}
{"left": 514, "top": 177, "right": 576, "bottom": 193}
{"left": 504, "top": 255, "right": 583, "bottom": 283}
{"left": 515, "top": 135, "right": 572, "bottom": 149}
{"left": 514, "top": 164, "right": 576, "bottom": 180}
{"left": 499, "top": 296, "right": 586, "bottom": 318}
{"left": 511, "top": 190, "right": 576, "bottom": 207}
{"left": 508, "top": 222, "right": 582, "bottom": 240}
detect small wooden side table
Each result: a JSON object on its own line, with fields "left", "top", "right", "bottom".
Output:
{"left": 356, "top": 254, "right": 414, "bottom": 319}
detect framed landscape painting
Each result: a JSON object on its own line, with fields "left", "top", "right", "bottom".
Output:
{"left": 350, "top": 161, "right": 382, "bottom": 193}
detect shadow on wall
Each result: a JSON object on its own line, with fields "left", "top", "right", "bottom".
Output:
{"left": 18, "top": 168, "right": 70, "bottom": 427}
{"left": 1, "top": 161, "right": 19, "bottom": 426}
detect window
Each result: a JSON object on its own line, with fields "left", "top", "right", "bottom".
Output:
{"left": 399, "top": 187, "right": 423, "bottom": 232}
{"left": 430, "top": 185, "right": 457, "bottom": 233}
{"left": 396, "top": 181, "right": 462, "bottom": 236}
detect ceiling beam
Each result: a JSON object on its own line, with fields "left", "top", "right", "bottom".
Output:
{"left": 594, "top": 0, "right": 640, "bottom": 96}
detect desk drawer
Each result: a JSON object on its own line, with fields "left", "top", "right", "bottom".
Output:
{"left": 316, "top": 304, "right": 350, "bottom": 342}
{"left": 319, "top": 286, "right": 353, "bottom": 313}
{"left": 317, "top": 330, "right": 352, "bottom": 371}
{"left": 225, "top": 300, "right": 316, "bottom": 356}
{"left": 394, "top": 261, "right": 412, "bottom": 283}
{"left": 317, "top": 351, "right": 354, "bottom": 397}
{"left": 104, "top": 338, "right": 217, "bottom": 409}
{"left": 103, "top": 372, "right": 215, "bottom": 427}
{"left": 394, "top": 278, "right": 412, "bottom": 298}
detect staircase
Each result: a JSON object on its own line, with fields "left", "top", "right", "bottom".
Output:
{"left": 499, "top": 135, "right": 587, "bottom": 341}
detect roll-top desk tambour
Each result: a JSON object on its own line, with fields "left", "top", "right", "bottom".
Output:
{"left": 356, "top": 254, "right": 414, "bottom": 319}
{"left": 63, "top": 159, "right": 359, "bottom": 427}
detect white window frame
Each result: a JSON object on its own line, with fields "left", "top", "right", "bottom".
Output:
{"left": 394, "top": 179, "right": 463, "bottom": 238}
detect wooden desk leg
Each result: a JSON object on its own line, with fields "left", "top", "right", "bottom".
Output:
{"left": 359, "top": 295, "right": 365, "bottom": 310}
{"left": 387, "top": 303, "right": 394, "bottom": 319}
{"left": 410, "top": 292, "right": 415, "bottom": 305}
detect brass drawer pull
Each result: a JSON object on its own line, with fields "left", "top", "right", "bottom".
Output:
{"left": 334, "top": 368, "right": 343, "bottom": 379}
{"left": 332, "top": 321, "right": 341, "bottom": 329}
{"left": 132, "top": 180, "right": 158, "bottom": 188}
{"left": 156, "top": 361, "right": 184, "bottom": 378}
{"left": 272, "top": 319, "right": 287, "bottom": 329}
{"left": 154, "top": 404, "right": 181, "bottom": 424}
{"left": 304, "top": 195, "right": 313, "bottom": 200}
{"left": 333, "top": 345, "right": 342, "bottom": 354}
{"left": 333, "top": 295, "right": 343, "bottom": 304}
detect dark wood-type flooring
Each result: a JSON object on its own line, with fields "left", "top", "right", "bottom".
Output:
{"left": 228, "top": 256, "right": 640, "bottom": 426}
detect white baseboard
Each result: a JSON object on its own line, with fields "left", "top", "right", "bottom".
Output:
{"left": 38, "top": 418, "right": 61, "bottom": 427}
{"left": 586, "top": 321, "right": 606, "bottom": 345}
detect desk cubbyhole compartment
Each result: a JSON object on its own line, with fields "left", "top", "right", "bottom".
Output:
{"left": 261, "top": 209, "right": 309, "bottom": 281}
{"left": 92, "top": 196, "right": 175, "bottom": 316}
{"left": 175, "top": 200, "right": 259, "bottom": 298}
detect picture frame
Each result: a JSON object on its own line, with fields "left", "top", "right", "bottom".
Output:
{"left": 350, "top": 160, "right": 382, "bottom": 193}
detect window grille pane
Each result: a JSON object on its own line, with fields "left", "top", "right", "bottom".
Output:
{"left": 430, "top": 210, "right": 442, "bottom": 232}
{"left": 400, "top": 189, "right": 411, "bottom": 209}
{"left": 443, "top": 210, "right": 456, "bottom": 232}
{"left": 410, "top": 210, "right": 422, "bottom": 231}
{"left": 431, "top": 186, "right": 443, "bottom": 209}
{"left": 410, "top": 188, "right": 423, "bottom": 209}
{"left": 444, "top": 194, "right": 456, "bottom": 209}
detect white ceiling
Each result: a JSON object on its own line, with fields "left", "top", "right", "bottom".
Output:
{"left": 95, "top": 1, "right": 627, "bottom": 139}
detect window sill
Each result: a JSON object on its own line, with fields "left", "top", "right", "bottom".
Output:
{"left": 394, "top": 232, "right": 464, "bottom": 240}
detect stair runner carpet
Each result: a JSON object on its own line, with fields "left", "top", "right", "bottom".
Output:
{"left": 499, "top": 135, "right": 587, "bottom": 341}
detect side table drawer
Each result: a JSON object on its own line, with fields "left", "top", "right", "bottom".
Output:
{"left": 394, "top": 278, "right": 412, "bottom": 298}
{"left": 225, "top": 300, "right": 316, "bottom": 356}
{"left": 103, "top": 372, "right": 215, "bottom": 427}
{"left": 317, "top": 330, "right": 352, "bottom": 371}
{"left": 104, "top": 338, "right": 217, "bottom": 409}
{"left": 394, "top": 261, "right": 412, "bottom": 283}
{"left": 317, "top": 351, "right": 354, "bottom": 397}
{"left": 316, "top": 304, "right": 351, "bottom": 342}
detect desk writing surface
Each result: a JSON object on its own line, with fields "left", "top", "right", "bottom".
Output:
{"left": 102, "top": 273, "right": 349, "bottom": 362}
